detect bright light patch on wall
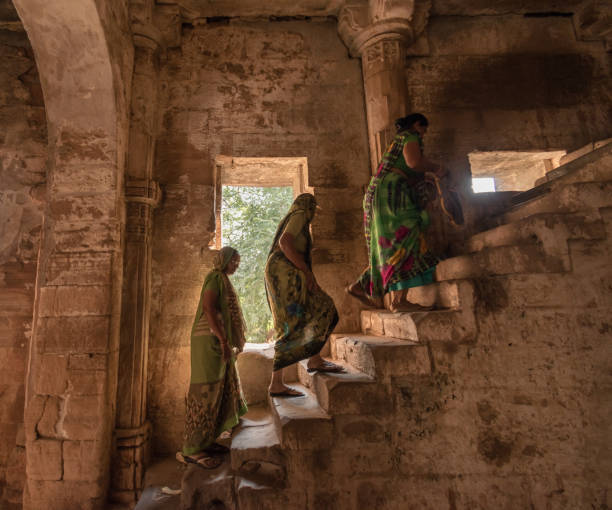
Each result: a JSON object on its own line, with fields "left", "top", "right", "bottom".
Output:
{"left": 472, "top": 177, "right": 496, "bottom": 193}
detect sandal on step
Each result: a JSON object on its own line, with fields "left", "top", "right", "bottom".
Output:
{"left": 269, "top": 388, "right": 305, "bottom": 398}
{"left": 307, "top": 360, "right": 346, "bottom": 374}
{"left": 176, "top": 451, "right": 223, "bottom": 469}
{"left": 204, "top": 442, "right": 230, "bottom": 454}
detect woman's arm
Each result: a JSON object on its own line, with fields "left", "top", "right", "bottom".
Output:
{"left": 403, "top": 141, "right": 445, "bottom": 175}
{"left": 202, "top": 289, "right": 232, "bottom": 362}
{"left": 278, "top": 232, "right": 318, "bottom": 292}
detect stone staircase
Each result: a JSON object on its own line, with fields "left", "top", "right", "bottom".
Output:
{"left": 173, "top": 140, "right": 612, "bottom": 509}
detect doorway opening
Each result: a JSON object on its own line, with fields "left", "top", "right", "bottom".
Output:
{"left": 213, "top": 156, "right": 311, "bottom": 343}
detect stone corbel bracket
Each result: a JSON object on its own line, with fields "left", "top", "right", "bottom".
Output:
{"left": 338, "top": 0, "right": 431, "bottom": 57}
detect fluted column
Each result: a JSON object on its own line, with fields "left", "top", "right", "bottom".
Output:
{"left": 338, "top": 0, "right": 431, "bottom": 172}
{"left": 110, "top": 19, "right": 163, "bottom": 504}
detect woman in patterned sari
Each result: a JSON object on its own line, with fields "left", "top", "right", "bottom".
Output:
{"left": 265, "top": 193, "right": 342, "bottom": 398}
{"left": 348, "top": 113, "right": 462, "bottom": 312}
{"left": 177, "top": 246, "right": 248, "bottom": 468}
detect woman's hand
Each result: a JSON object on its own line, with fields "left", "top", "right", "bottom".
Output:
{"left": 434, "top": 165, "right": 448, "bottom": 178}
{"left": 279, "top": 232, "right": 318, "bottom": 291}
{"left": 305, "top": 269, "right": 319, "bottom": 293}
{"left": 220, "top": 341, "right": 232, "bottom": 363}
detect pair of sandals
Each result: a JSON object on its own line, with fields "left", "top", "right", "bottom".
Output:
{"left": 176, "top": 442, "right": 229, "bottom": 470}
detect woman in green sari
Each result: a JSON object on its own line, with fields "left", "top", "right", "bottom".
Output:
{"left": 348, "top": 113, "right": 461, "bottom": 312}
{"left": 265, "top": 193, "right": 342, "bottom": 398}
{"left": 177, "top": 246, "right": 248, "bottom": 468}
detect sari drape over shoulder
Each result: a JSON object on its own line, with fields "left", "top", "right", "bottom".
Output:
{"left": 182, "top": 248, "right": 247, "bottom": 456}
{"left": 264, "top": 194, "right": 339, "bottom": 371}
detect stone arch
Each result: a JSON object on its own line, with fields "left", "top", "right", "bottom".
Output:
{"left": 10, "top": 0, "right": 131, "bottom": 508}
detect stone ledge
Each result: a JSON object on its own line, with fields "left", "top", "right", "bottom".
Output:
{"left": 331, "top": 335, "right": 430, "bottom": 382}
{"left": 269, "top": 383, "right": 332, "bottom": 450}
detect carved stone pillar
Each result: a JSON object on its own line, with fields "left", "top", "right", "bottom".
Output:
{"left": 110, "top": 21, "right": 163, "bottom": 504}
{"left": 338, "top": 0, "right": 431, "bottom": 172}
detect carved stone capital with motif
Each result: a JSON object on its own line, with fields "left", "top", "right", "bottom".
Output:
{"left": 338, "top": 0, "right": 431, "bottom": 58}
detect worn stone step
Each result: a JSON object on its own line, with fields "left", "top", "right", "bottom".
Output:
{"left": 296, "top": 359, "right": 386, "bottom": 415}
{"left": 435, "top": 243, "right": 568, "bottom": 281}
{"left": 268, "top": 383, "right": 332, "bottom": 450}
{"left": 331, "top": 334, "right": 431, "bottom": 383}
{"left": 230, "top": 406, "right": 286, "bottom": 488}
{"left": 542, "top": 140, "right": 612, "bottom": 186}
{"left": 361, "top": 308, "right": 477, "bottom": 344}
{"left": 180, "top": 464, "right": 235, "bottom": 510}
{"left": 467, "top": 211, "right": 606, "bottom": 256}
{"left": 391, "top": 278, "right": 470, "bottom": 309}
{"left": 509, "top": 142, "right": 612, "bottom": 210}
{"left": 361, "top": 280, "right": 476, "bottom": 344}
{"left": 235, "top": 478, "right": 307, "bottom": 510}
{"left": 504, "top": 180, "right": 612, "bottom": 224}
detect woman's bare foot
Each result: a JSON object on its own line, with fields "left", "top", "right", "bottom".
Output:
{"left": 346, "top": 282, "right": 382, "bottom": 308}
{"left": 385, "top": 291, "right": 434, "bottom": 313}
{"left": 269, "top": 369, "right": 304, "bottom": 397}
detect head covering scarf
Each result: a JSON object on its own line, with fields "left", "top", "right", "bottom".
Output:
{"left": 268, "top": 193, "right": 316, "bottom": 267}
{"left": 213, "top": 246, "right": 238, "bottom": 272}
{"left": 205, "top": 246, "right": 247, "bottom": 352}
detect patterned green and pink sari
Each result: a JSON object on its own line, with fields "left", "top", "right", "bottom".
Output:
{"left": 357, "top": 131, "right": 440, "bottom": 298}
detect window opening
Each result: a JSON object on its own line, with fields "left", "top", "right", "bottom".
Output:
{"left": 222, "top": 186, "right": 293, "bottom": 343}
{"left": 472, "top": 177, "right": 496, "bottom": 193}
{"left": 213, "top": 156, "right": 311, "bottom": 343}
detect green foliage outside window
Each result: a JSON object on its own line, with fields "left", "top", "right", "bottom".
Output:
{"left": 221, "top": 186, "right": 294, "bottom": 343}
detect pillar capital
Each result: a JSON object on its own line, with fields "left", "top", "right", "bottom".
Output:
{"left": 337, "top": 0, "right": 431, "bottom": 58}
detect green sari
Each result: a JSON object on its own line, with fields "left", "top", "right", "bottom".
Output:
{"left": 182, "top": 248, "right": 248, "bottom": 456}
{"left": 358, "top": 131, "right": 440, "bottom": 298}
{"left": 265, "top": 194, "right": 339, "bottom": 371}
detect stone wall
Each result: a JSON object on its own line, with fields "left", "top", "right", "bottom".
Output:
{"left": 149, "top": 18, "right": 370, "bottom": 454}
{"left": 0, "top": 10, "right": 46, "bottom": 508}
{"left": 10, "top": 0, "right": 134, "bottom": 508}
{"left": 404, "top": 13, "right": 611, "bottom": 236}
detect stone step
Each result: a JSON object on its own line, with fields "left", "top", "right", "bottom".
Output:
{"left": 504, "top": 180, "right": 612, "bottom": 224}
{"left": 542, "top": 139, "right": 612, "bottom": 186}
{"left": 236, "top": 345, "right": 274, "bottom": 406}
{"left": 509, "top": 142, "right": 612, "bottom": 210}
{"left": 268, "top": 383, "right": 332, "bottom": 450}
{"left": 360, "top": 280, "right": 477, "bottom": 344}
{"left": 331, "top": 334, "right": 431, "bottom": 383}
{"left": 467, "top": 211, "right": 606, "bottom": 256}
{"left": 435, "top": 243, "right": 568, "bottom": 281}
{"left": 296, "top": 359, "right": 383, "bottom": 415}
{"left": 235, "top": 478, "right": 307, "bottom": 510}
{"left": 180, "top": 464, "right": 235, "bottom": 510}
{"left": 230, "top": 406, "right": 286, "bottom": 488}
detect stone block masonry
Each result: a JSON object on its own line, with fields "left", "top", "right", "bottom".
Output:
{"left": 0, "top": 9, "right": 46, "bottom": 507}
{"left": 149, "top": 17, "right": 370, "bottom": 455}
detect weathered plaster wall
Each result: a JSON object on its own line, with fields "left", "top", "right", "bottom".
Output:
{"left": 405, "top": 13, "right": 611, "bottom": 232}
{"left": 0, "top": 10, "right": 46, "bottom": 508}
{"left": 149, "top": 18, "right": 369, "bottom": 453}
{"left": 10, "top": 0, "right": 133, "bottom": 507}
{"left": 383, "top": 223, "right": 612, "bottom": 508}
